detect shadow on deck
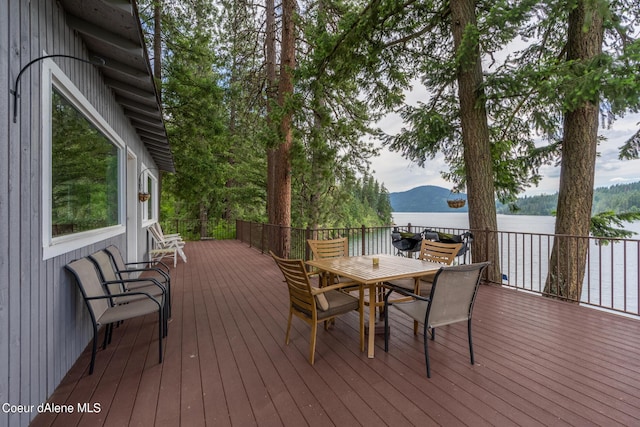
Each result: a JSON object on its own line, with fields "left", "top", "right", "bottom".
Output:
{"left": 31, "top": 240, "right": 640, "bottom": 426}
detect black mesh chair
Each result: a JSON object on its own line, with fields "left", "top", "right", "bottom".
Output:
{"left": 384, "top": 262, "right": 490, "bottom": 377}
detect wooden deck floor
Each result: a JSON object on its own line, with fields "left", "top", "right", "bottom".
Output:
{"left": 31, "top": 240, "right": 640, "bottom": 427}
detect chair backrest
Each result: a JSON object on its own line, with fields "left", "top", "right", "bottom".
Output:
{"left": 151, "top": 222, "right": 165, "bottom": 239}
{"left": 65, "top": 258, "right": 111, "bottom": 321}
{"left": 418, "top": 240, "right": 463, "bottom": 265}
{"left": 427, "top": 262, "right": 489, "bottom": 329}
{"left": 88, "top": 250, "right": 123, "bottom": 296}
{"left": 148, "top": 224, "right": 164, "bottom": 243}
{"left": 307, "top": 237, "right": 348, "bottom": 260}
{"left": 105, "top": 245, "right": 135, "bottom": 280}
{"left": 104, "top": 245, "right": 131, "bottom": 280}
{"left": 270, "top": 251, "right": 315, "bottom": 314}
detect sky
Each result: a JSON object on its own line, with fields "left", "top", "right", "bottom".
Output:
{"left": 369, "top": 94, "right": 640, "bottom": 196}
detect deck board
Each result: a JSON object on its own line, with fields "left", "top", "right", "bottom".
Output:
{"left": 30, "top": 240, "right": 640, "bottom": 427}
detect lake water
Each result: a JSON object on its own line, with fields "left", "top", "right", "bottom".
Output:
{"left": 392, "top": 212, "right": 640, "bottom": 235}
{"left": 391, "top": 212, "right": 640, "bottom": 315}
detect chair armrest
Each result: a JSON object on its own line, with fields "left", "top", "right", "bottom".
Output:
{"left": 103, "top": 277, "right": 166, "bottom": 293}
{"left": 125, "top": 260, "right": 170, "bottom": 274}
{"left": 117, "top": 267, "right": 170, "bottom": 282}
{"left": 86, "top": 291, "right": 162, "bottom": 307}
{"left": 383, "top": 283, "right": 431, "bottom": 304}
{"left": 311, "top": 281, "right": 360, "bottom": 295}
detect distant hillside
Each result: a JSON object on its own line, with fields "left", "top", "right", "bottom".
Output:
{"left": 389, "top": 185, "right": 468, "bottom": 212}
{"left": 391, "top": 181, "right": 640, "bottom": 214}
{"left": 498, "top": 181, "right": 640, "bottom": 215}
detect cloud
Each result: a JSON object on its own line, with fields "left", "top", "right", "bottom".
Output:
{"left": 372, "top": 112, "right": 640, "bottom": 196}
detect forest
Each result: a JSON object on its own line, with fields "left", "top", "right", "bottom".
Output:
{"left": 496, "top": 181, "right": 640, "bottom": 215}
{"left": 142, "top": 0, "right": 640, "bottom": 297}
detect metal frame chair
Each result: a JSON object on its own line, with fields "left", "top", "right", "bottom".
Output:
{"left": 384, "top": 262, "right": 490, "bottom": 377}
{"left": 65, "top": 257, "right": 165, "bottom": 375}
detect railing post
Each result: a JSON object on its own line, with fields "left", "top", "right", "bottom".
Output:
{"left": 305, "top": 227, "right": 312, "bottom": 261}
{"left": 408, "top": 223, "right": 412, "bottom": 232}
{"left": 361, "top": 225, "right": 366, "bottom": 255}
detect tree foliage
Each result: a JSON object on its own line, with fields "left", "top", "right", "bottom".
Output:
{"left": 137, "top": 0, "right": 393, "bottom": 235}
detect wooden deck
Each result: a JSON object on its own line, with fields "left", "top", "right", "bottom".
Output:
{"left": 31, "top": 240, "right": 640, "bottom": 426}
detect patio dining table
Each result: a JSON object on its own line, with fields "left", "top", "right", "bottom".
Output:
{"left": 306, "top": 254, "right": 441, "bottom": 358}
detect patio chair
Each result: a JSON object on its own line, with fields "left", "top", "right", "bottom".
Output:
{"left": 386, "top": 240, "right": 463, "bottom": 294}
{"left": 65, "top": 257, "right": 165, "bottom": 375}
{"left": 148, "top": 224, "right": 187, "bottom": 267}
{"left": 88, "top": 249, "right": 169, "bottom": 337}
{"left": 383, "top": 262, "right": 489, "bottom": 377}
{"left": 104, "top": 245, "right": 171, "bottom": 315}
{"left": 307, "top": 237, "right": 357, "bottom": 287}
{"left": 152, "top": 222, "right": 185, "bottom": 244}
{"left": 270, "top": 251, "right": 364, "bottom": 365}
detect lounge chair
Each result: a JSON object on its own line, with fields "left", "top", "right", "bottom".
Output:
{"left": 148, "top": 223, "right": 187, "bottom": 267}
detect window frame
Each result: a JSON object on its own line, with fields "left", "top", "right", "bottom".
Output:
{"left": 42, "top": 57, "right": 126, "bottom": 260}
{"left": 140, "top": 165, "right": 158, "bottom": 226}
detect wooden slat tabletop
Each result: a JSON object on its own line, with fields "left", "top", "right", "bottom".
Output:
{"left": 307, "top": 254, "right": 441, "bottom": 284}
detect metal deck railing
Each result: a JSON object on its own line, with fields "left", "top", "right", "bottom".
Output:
{"left": 160, "top": 219, "right": 640, "bottom": 318}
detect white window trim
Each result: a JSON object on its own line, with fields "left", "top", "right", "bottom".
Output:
{"left": 140, "top": 164, "right": 158, "bottom": 226}
{"left": 42, "top": 57, "right": 126, "bottom": 260}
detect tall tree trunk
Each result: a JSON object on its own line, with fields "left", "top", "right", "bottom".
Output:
{"left": 199, "top": 203, "right": 208, "bottom": 239}
{"left": 450, "top": 0, "right": 500, "bottom": 282}
{"left": 271, "top": 0, "right": 296, "bottom": 256}
{"left": 153, "top": 1, "right": 162, "bottom": 92}
{"left": 153, "top": 1, "right": 163, "bottom": 207}
{"left": 266, "top": 0, "right": 277, "bottom": 227}
{"left": 545, "top": 1, "right": 603, "bottom": 300}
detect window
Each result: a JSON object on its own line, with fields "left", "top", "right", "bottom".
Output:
{"left": 51, "top": 89, "right": 119, "bottom": 236}
{"left": 43, "top": 58, "right": 125, "bottom": 259}
{"left": 140, "top": 166, "right": 158, "bottom": 224}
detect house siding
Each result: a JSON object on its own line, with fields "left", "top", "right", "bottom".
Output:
{"left": 0, "top": 1, "right": 160, "bottom": 426}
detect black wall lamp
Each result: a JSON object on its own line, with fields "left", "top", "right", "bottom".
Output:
{"left": 11, "top": 54, "right": 105, "bottom": 123}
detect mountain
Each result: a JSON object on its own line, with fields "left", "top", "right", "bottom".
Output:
{"left": 389, "top": 185, "right": 468, "bottom": 212}
{"left": 390, "top": 181, "right": 640, "bottom": 214}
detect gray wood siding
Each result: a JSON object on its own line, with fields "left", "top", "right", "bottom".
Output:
{"left": 0, "top": 1, "right": 160, "bottom": 426}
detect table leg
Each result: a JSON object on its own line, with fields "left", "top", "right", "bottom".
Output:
{"left": 360, "top": 285, "right": 365, "bottom": 352}
{"left": 368, "top": 282, "right": 376, "bottom": 358}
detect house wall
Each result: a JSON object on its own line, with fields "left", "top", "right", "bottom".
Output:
{"left": 0, "top": 1, "right": 158, "bottom": 426}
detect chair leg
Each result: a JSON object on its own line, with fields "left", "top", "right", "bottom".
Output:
{"left": 384, "top": 302, "right": 390, "bottom": 352}
{"left": 468, "top": 318, "right": 474, "bottom": 365}
{"left": 360, "top": 288, "right": 365, "bottom": 352}
{"left": 167, "top": 281, "right": 172, "bottom": 318}
{"left": 423, "top": 325, "right": 431, "bottom": 378}
{"left": 102, "top": 324, "right": 110, "bottom": 349}
{"left": 90, "top": 325, "right": 99, "bottom": 375}
{"left": 158, "top": 310, "right": 163, "bottom": 364}
{"left": 309, "top": 322, "right": 318, "bottom": 365}
{"left": 285, "top": 310, "right": 293, "bottom": 345}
